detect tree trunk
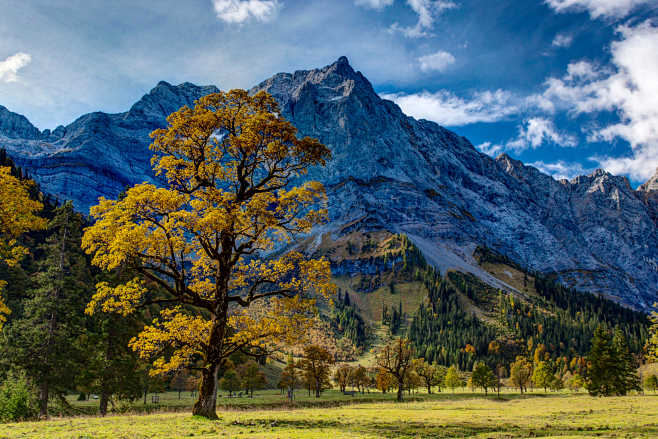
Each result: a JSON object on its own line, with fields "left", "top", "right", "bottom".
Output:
{"left": 193, "top": 362, "right": 220, "bottom": 419}
{"left": 427, "top": 385, "right": 432, "bottom": 394}
{"left": 99, "top": 390, "right": 109, "bottom": 417}
{"left": 397, "top": 379, "right": 404, "bottom": 402}
{"left": 38, "top": 381, "right": 49, "bottom": 419}
{"left": 315, "top": 378, "right": 321, "bottom": 398}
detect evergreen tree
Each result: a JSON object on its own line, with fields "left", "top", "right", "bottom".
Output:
{"left": 2, "top": 203, "right": 90, "bottom": 418}
{"left": 586, "top": 325, "right": 618, "bottom": 396}
{"left": 611, "top": 328, "right": 641, "bottom": 395}
{"left": 80, "top": 309, "right": 143, "bottom": 415}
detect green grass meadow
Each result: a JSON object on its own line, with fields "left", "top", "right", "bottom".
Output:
{"left": 2, "top": 391, "right": 658, "bottom": 438}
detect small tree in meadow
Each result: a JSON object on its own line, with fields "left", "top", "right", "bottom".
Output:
{"left": 376, "top": 338, "right": 414, "bottom": 402}
{"left": 333, "top": 364, "right": 353, "bottom": 393}
{"left": 471, "top": 362, "right": 496, "bottom": 396}
{"left": 532, "top": 361, "right": 554, "bottom": 392}
{"left": 414, "top": 359, "right": 442, "bottom": 394}
{"left": 510, "top": 356, "right": 532, "bottom": 394}
{"left": 299, "top": 345, "right": 334, "bottom": 398}
{"left": 644, "top": 374, "right": 658, "bottom": 392}
{"left": 219, "top": 369, "right": 240, "bottom": 397}
{"left": 444, "top": 365, "right": 462, "bottom": 393}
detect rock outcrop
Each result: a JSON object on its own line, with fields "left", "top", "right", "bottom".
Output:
{"left": 1, "top": 57, "right": 656, "bottom": 309}
{"left": 0, "top": 82, "right": 218, "bottom": 210}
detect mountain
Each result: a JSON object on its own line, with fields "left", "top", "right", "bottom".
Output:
{"left": 1, "top": 57, "right": 656, "bottom": 310}
{"left": 0, "top": 82, "right": 218, "bottom": 210}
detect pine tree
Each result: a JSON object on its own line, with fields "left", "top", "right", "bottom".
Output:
{"left": 3, "top": 203, "right": 90, "bottom": 418}
{"left": 611, "top": 328, "right": 641, "bottom": 395}
{"left": 586, "top": 325, "right": 618, "bottom": 396}
{"left": 80, "top": 302, "right": 143, "bottom": 415}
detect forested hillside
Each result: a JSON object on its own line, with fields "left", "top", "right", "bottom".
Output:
{"left": 0, "top": 149, "right": 651, "bottom": 419}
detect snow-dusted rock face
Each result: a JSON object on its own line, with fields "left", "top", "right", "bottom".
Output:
{"left": 1, "top": 57, "right": 656, "bottom": 309}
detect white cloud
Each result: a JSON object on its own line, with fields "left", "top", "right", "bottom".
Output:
{"left": 0, "top": 52, "right": 31, "bottom": 83}
{"left": 530, "top": 160, "right": 590, "bottom": 180}
{"left": 418, "top": 50, "right": 455, "bottom": 72}
{"left": 552, "top": 33, "right": 573, "bottom": 48}
{"left": 382, "top": 89, "right": 518, "bottom": 126}
{"left": 390, "top": 0, "right": 457, "bottom": 38}
{"left": 212, "top": 0, "right": 280, "bottom": 24}
{"left": 536, "top": 21, "right": 658, "bottom": 180}
{"left": 544, "top": 0, "right": 650, "bottom": 19}
{"left": 506, "top": 117, "right": 577, "bottom": 152}
{"left": 355, "top": 0, "right": 394, "bottom": 9}
{"left": 476, "top": 141, "right": 504, "bottom": 156}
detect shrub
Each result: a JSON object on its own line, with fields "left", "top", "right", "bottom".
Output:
{"left": 0, "top": 372, "right": 38, "bottom": 422}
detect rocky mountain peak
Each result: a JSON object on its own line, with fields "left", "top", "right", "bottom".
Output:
{"left": 0, "top": 105, "right": 41, "bottom": 140}
{"left": 251, "top": 56, "right": 376, "bottom": 112}
{"left": 125, "top": 81, "right": 219, "bottom": 124}
{"left": 569, "top": 168, "right": 633, "bottom": 195}
{"left": 639, "top": 168, "right": 658, "bottom": 193}
{"left": 1, "top": 59, "right": 656, "bottom": 310}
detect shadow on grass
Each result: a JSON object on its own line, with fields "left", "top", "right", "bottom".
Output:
{"left": 227, "top": 416, "right": 658, "bottom": 438}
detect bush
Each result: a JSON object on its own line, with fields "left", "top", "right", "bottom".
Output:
{"left": 0, "top": 372, "right": 38, "bottom": 422}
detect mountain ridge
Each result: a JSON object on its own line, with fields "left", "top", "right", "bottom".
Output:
{"left": 1, "top": 57, "right": 656, "bottom": 310}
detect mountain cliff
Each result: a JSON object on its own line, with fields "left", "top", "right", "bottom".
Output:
{"left": 0, "top": 81, "right": 218, "bottom": 210}
{"left": 1, "top": 57, "right": 656, "bottom": 310}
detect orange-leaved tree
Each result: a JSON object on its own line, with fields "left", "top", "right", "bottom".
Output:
{"left": 0, "top": 166, "right": 46, "bottom": 328}
{"left": 81, "top": 90, "right": 335, "bottom": 418}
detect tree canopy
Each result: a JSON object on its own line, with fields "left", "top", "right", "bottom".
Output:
{"left": 81, "top": 90, "right": 335, "bottom": 418}
{"left": 0, "top": 166, "right": 46, "bottom": 328}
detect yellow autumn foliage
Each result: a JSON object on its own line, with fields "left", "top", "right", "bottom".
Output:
{"left": 81, "top": 89, "right": 336, "bottom": 400}
{"left": 0, "top": 166, "right": 46, "bottom": 329}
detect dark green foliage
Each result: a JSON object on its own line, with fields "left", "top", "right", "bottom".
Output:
{"left": 386, "top": 301, "right": 403, "bottom": 335}
{"left": 0, "top": 372, "right": 38, "bottom": 422}
{"left": 471, "top": 362, "right": 496, "bottom": 395}
{"left": 331, "top": 291, "right": 368, "bottom": 347}
{"left": 586, "top": 325, "right": 641, "bottom": 396}
{"left": 611, "top": 328, "right": 641, "bottom": 395}
{"left": 404, "top": 244, "right": 648, "bottom": 373}
{"left": 78, "top": 283, "right": 144, "bottom": 415}
{"left": 2, "top": 203, "right": 91, "bottom": 417}
{"left": 408, "top": 273, "right": 498, "bottom": 370}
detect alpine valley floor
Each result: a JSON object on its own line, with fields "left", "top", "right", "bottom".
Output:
{"left": 1, "top": 392, "right": 657, "bottom": 438}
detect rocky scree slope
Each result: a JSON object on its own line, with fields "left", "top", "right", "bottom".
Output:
{"left": 1, "top": 57, "right": 656, "bottom": 309}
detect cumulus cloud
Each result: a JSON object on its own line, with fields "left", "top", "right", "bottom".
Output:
{"left": 418, "top": 50, "right": 455, "bottom": 72}
{"left": 355, "top": 0, "right": 394, "bottom": 9}
{"left": 390, "top": 0, "right": 457, "bottom": 38}
{"left": 552, "top": 33, "right": 574, "bottom": 48}
{"left": 381, "top": 89, "right": 518, "bottom": 126}
{"left": 530, "top": 160, "right": 590, "bottom": 180}
{"left": 536, "top": 21, "right": 658, "bottom": 180}
{"left": 0, "top": 52, "right": 31, "bottom": 83}
{"left": 544, "top": 0, "right": 650, "bottom": 19}
{"left": 477, "top": 119, "right": 577, "bottom": 157}
{"left": 212, "top": 0, "right": 280, "bottom": 24}
{"left": 476, "top": 141, "right": 504, "bottom": 156}
{"left": 506, "top": 118, "right": 577, "bottom": 152}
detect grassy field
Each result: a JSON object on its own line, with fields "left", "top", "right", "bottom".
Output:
{"left": 2, "top": 392, "right": 658, "bottom": 438}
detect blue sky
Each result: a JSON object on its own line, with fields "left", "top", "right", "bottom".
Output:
{"left": 1, "top": 0, "right": 657, "bottom": 185}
